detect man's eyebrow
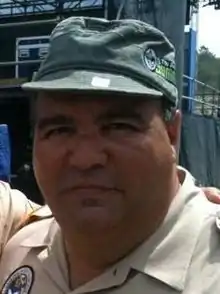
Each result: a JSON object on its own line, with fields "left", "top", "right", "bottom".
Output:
{"left": 98, "top": 105, "right": 145, "bottom": 123}
{"left": 36, "top": 115, "right": 75, "bottom": 130}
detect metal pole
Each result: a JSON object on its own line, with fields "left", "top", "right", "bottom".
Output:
{"left": 116, "top": 0, "right": 127, "bottom": 20}
{"left": 0, "top": 60, "right": 41, "bottom": 67}
{"left": 104, "top": 0, "right": 109, "bottom": 19}
{"left": 0, "top": 18, "right": 59, "bottom": 28}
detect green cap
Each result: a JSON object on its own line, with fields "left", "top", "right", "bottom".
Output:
{"left": 22, "top": 17, "right": 178, "bottom": 106}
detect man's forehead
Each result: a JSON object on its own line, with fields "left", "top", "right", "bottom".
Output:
{"left": 36, "top": 91, "right": 159, "bottom": 113}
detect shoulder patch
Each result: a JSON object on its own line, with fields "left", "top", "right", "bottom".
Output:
{"left": 1, "top": 266, "right": 34, "bottom": 294}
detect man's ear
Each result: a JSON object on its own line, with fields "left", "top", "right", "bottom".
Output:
{"left": 166, "top": 110, "right": 182, "bottom": 148}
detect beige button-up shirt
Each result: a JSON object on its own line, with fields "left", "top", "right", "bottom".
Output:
{"left": 0, "top": 169, "right": 220, "bottom": 293}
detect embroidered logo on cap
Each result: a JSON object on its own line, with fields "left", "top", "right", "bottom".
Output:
{"left": 144, "top": 48, "right": 157, "bottom": 71}
{"left": 143, "top": 48, "right": 176, "bottom": 86}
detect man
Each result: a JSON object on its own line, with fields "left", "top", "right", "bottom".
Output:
{"left": 0, "top": 16, "right": 220, "bottom": 293}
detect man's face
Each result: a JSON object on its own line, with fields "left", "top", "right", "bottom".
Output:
{"left": 33, "top": 92, "right": 180, "bottom": 234}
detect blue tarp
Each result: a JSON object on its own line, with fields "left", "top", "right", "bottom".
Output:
{"left": 0, "top": 124, "right": 11, "bottom": 182}
{"left": 179, "top": 113, "right": 220, "bottom": 188}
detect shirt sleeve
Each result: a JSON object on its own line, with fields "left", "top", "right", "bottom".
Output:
{"left": 0, "top": 181, "right": 40, "bottom": 255}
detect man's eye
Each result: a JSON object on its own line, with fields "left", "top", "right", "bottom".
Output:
{"left": 44, "top": 126, "right": 74, "bottom": 138}
{"left": 103, "top": 122, "right": 139, "bottom": 132}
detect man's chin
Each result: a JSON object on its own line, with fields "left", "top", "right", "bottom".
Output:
{"left": 74, "top": 207, "right": 120, "bottom": 232}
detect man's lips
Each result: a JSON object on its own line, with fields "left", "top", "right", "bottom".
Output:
{"left": 72, "top": 185, "right": 117, "bottom": 191}
{"left": 60, "top": 185, "right": 122, "bottom": 194}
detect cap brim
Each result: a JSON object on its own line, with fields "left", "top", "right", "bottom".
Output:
{"left": 22, "top": 69, "right": 163, "bottom": 97}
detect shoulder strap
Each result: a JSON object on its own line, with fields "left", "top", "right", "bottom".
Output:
{"left": 17, "top": 205, "right": 53, "bottom": 230}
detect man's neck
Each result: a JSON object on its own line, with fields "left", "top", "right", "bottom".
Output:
{"left": 64, "top": 203, "right": 173, "bottom": 289}
{"left": 65, "top": 247, "right": 107, "bottom": 289}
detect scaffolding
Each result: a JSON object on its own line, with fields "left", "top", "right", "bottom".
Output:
{"left": 189, "top": 0, "right": 220, "bottom": 8}
{"left": 0, "top": 0, "right": 104, "bottom": 19}
{"left": 204, "top": 0, "right": 220, "bottom": 9}
{"left": 0, "top": 0, "right": 107, "bottom": 82}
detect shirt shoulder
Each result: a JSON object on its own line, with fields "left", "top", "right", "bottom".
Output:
{"left": 0, "top": 215, "right": 57, "bottom": 294}
{"left": 0, "top": 181, "right": 40, "bottom": 254}
{"left": 183, "top": 197, "right": 220, "bottom": 293}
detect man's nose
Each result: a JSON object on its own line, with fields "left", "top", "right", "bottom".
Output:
{"left": 66, "top": 134, "right": 108, "bottom": 171}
